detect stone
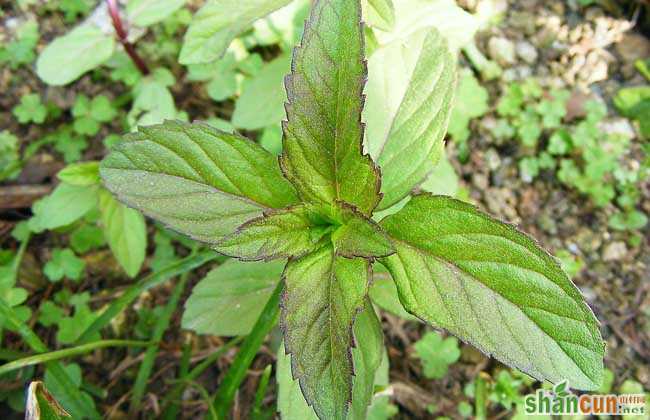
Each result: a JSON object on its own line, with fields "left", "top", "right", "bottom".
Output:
{"left": 516, "top": 40, "right": 538, "bottom": 64}
{"left": 602, "top": 241, "right": 628, "bottom": 262}
{"left": 488, "top": 36, "right": 516, "bottom": 67}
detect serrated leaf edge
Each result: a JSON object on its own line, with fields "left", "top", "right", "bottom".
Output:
{"left": 279, "top": 247, "right": 373, "bottom": 420}
{"left": 279, "top": 0, "right": 383, "bottom": 216}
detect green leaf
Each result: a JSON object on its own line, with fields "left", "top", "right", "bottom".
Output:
{"left": 100, "top": 120, "right": 299, "bottom": 245}
{"left": 613, "top": 86, "right": 650, "bottom": 116}
{"left": 413, "top": 331, "right": 460, "bottom": 379}
{"left": 36, "top": 24, "right": 115, "bottom": 86}
{"left": 349, "top": 299, "right": 384, "bottom": 420}
{"left": 0, "top": 19, "right": 39, "bottom": 69}
{"left": 380, "top": 194, "right": 605, "bottom": 390}
{"left": 364, "top": 28, "right": 456, "bottom": 210}
{"left": 366, "top": 353, "right": 396, "bottom": 420}
{"left": 13, "top": 93, "right": 48, "bottom": 124}
{"left": 419, "top": 154, "right": 459, "bottom": 197}
{"left": 369, "top": 264, "right": 418, "bottom": 321}
{"left": 179, "top": 0, "right": 291, "bottom": 64}
{"left": 608, "top": 210, "right": 648, "bottom": 231}
{"left": 216, "top": 204, "right": 330, "bottom": 261}
{"left": 127, "top": 0, "right": 186, "bottom": 27}
{"left": 447, "top": 69, "right": 489, "bottom": 143}
{"left": 43, "top": 363, "right": 97, "bottom": 418}
{"left": 374, "top": 0, "right": 478, "bottom": 51}
{"left": 232, "top": 54, "right": 290, "bottom": 130}
{"left": 277, "top": 340, "right": 318, "bottom": 420}
{"left": 56, "top": 303, "right": 101, "bottom": 344}
{"left": 331, "top": 204, "right": 395, "bottom": 258}
{"left": 98, "top": 190, "right": 147, "bottom": 278}
{"left": 128, "top": 71, "right": 179, "bottom": 127}
{"left": 363, "top": 0, "right": 395, "bottom": 32}
{"left": 182, "top": 259, "right": 284, "bottom": 336}
{"left": 281, "top": 0, "right": 381, "bottom": 216}
{"left": 57, "top": 162, "right": 100, "bottom": 186}
{"left": 0, "top": 130, "right": 20, "bottom": 181}
{"left": 43, "top": 248, "right": 86, "bottom": 283}
{"left": 277, "top": 300, "right": 384, "bottom": 420}
{"left": 281, "top": 245, "right": 370, "bottom": 419}
{"left": 252, "top": 0, "right": 310, "bottom": 48}
{"left": 25, "top": 381, "right": 72, "bottom": 419}
{"left": 53, "top": 128, "right": 88, "bottom": 163}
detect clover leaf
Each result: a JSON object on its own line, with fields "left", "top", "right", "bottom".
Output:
{"left": 100, "top": 1, "right": 605, "bottom": 418}
{"left": 72, "top": 95, "right": 117, "bottom": 136}
{"left": 414, "top": 332, "right": 461, "bottom": 379}
{"left": 13, "top": 93, "right": 47, "bottom": 124}
{"left": 43, "top": 248, "right": 86, "bottom": 283}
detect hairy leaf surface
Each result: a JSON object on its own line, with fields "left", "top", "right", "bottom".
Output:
{"left": 369, "top": 265, "right": 418, "bottom": 321}
{"left": 281, "top": 0, "right": 381, "bottom": 216}
{"left": 365, "top": 28, "right": 456, "bottom": 210}
{"left": 182, "top": 259, "right": 284, "bottom": 336}
{"left": 380, "top": 194, "right": 605, "bottom": 390}
{"left": 281, "top": 245, "right": 369, "bottom": 419}
{"left": 349, "top": 299, "right": 384, "bottom": 420}
{"left": 100, "top": 120, "right": 299, "bottom": 245}
{"left": 179, "top": 0, "right": 291, "bottom": 64}
{"left": 331, "top": 208, "right": 394, "bottom": 258}
{"left": 278, "top": 300, "right": 383, "bottom": 420}
{"left": 216, "top": 204, "right": 330, "bottom": 261}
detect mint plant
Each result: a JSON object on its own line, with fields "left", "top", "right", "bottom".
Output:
{"left": 100, "top": 0, "right": 604, "bottom": 418}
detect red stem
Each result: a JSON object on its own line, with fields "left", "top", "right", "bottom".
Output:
{"left": 106, "top": 0, "right": 150, "bottom": 75}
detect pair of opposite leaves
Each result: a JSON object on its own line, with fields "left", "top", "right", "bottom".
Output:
{"left": 100, "top": 0, "right": 605, "bottom": 419}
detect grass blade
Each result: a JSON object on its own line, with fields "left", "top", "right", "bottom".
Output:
{"left": 211, "top": 281, "right": 281, "bottom": 418}
{"left": 0, "top": 340, "right": 150, "bottom": 376}
{"left": 252, "top": 364, "right": 272, "bottom": 417}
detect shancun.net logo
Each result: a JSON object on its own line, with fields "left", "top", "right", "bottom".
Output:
{"left": 524, "top": 380, "right": 647, "bottom": 416}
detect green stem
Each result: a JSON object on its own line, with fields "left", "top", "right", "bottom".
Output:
{"left": 161, "top": 336, "right": 245, "bottom": 420}
{"left": 0, "top": 300, "right": 99, "bottom": 419}
{"left": 129, "top": 252, "right": 195, "bottom": 415}
{"left": 75, "top": 250, "right": 217, "bottom": 344}
{"left": 0, "top": 348, "right": 27, "bottom": 361}
{"left": 0, "top": 340, "right": 149, "bottom": 376}
{"left": 475, "top": 373, "right": 488, "bottom": 420}
{"left": 211, "top": 281, "right": 282, "bottom": 418}
{"left": 252, "top": 364, "right": 272, "bottom": 417}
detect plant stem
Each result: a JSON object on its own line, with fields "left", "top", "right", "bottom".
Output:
{"left": 106, "top": 0, "right": 150, "bottom": 75}
{"left": 0, "top": 339, "right": 150, "bottom": 376}
{"left": 475, "top": 373, "right": 488, "bottom": 420}
{"left": 211, "top": 281, "right": 282, "bottom": 418}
